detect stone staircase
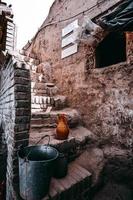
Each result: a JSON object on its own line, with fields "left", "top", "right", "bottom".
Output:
{"left": 29, "top": 93, "right": 95, "bottom": 199}
{"left": 31, "top": 108, "right": 81, "bottom": 129}
{"left": 26, "top": 60, "right": 95, "bottom": 200}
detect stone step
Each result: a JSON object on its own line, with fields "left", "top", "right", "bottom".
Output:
{"left": 31, "top": 96, "right": 51, "bottom": 112}
{"left": 31, "top": 95, "right": 67, "bottom": 111}
{"left": 31, "top": 108, "right": 81, "bottom": 129}
{"left": 43, "top": 162, "right": 91, "bottom": 200}
{"left": 31, "top": 81, "right": 58, "bottom": 96}
{"left": 24, "top": 56, "right": 40, "bottom": 66}
{"left": 52, "top": 95, "right": 68, "bottom": 110}
{"left": 29, "top": 126, "right": 96, "bottom": 161}
{"left": 32, "top": 82, "right": 47, "bottom": 90}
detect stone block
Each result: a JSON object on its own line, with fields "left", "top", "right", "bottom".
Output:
{"left": 75, "top": 148, "right": 105, "bottom": 186}
{"left": 53, "top": 95, "right": 67, "bottom": 110}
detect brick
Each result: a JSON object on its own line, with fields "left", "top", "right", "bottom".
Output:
{"left": 14, "top": 139, "right": 29, "bottom": 149}
{"left": 15, "top": 108, "right": 31, "bottom": 116}
{"left": 15, "top": 85, "right": 30, "bottom": 93}
{"left": 14, "top": 69, "right": 30, "bottom": 78}
{"left": 15, "top": 116, "right": 30, "bottom": 124}
{"left": 15, "top": 100, "right": 31, "bottom": 108}
{"left": 14, "top": 124, "right": 30, "bottom": 132}
{"left": 15, "top": 92, "right": 31, "bottom": 100}
{"left": 14, "top": 131, "right": 29, "bottom": 141}
{"left": 14, "top": 77, "right": 30, "bottom": 85}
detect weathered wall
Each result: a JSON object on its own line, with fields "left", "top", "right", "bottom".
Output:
{"left": 23, "top": 0, "right": 133, "bottom": 147}
{"left": 69, "top": 63, "right": 133, "bottom": 148}
{"left": 24, "top": 0, "right": 123, "bottom": 64}
{"left": 0, "top": 54, "right": 31, "bottom": 199}
{"left": 126, "top": 32, "right": 133, "bottom": 64}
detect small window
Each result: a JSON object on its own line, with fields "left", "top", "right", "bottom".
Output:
{"left": 95, "top": 32, "right": 126, "bottom": 68}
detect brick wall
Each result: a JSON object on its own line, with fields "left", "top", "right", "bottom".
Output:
{"left": 0, "top": 53, "right": 31, "bottom": 199}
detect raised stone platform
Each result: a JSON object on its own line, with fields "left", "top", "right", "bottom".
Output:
{"left": 43, "top": 162, "right": 92, "bottom": 200}
{"left": 30, "top": 126, "right": 96, "bottom": 161}
{"left": 16, "top": 160, "right": 92, "bottom": 200}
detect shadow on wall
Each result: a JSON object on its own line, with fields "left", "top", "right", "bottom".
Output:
{"left": 92, "top": 156, "right": 133, "bottom": 200}
{"left": 0, "top": 124, "right": 7, "bottom": 199}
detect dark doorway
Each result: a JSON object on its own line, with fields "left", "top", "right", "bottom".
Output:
{"left": 95, "top": 32, "right": 126, "bottom": 68}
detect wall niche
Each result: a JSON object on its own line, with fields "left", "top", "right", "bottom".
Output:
{"left": 95, "top": 32, "right": 126, "bottom": 68}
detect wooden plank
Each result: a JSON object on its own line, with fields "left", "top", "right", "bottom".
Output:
{"left": 6, "top": 46, "right": 13, "bottom": 51}
{"left": 6, "top": 32, "right": 14, "bottom": 36}
{"left": 61, "top": 32, "right": 76, "bottom": 48}
{"left": 7, "top": 22, "right": 14, "bottom": 27}
{"left": 62, "top": 20, "right": 78, "bottom": 37}
{"left": 7, "top": 25, "right": 14, "bottom": 31}
{"left": 7, "top": 24, "right": 14, "bottom": 29}
{"left": 6, "top": 41, "right": 14, "bottom": 47}
{"left": 6, "top": 37, "right": 14, "bottom": 43}
{"left": 61, "top": 44, "right": 78, "bottom": 59}
{"left": 6, "top": 39, "right": 14, "bottom": 44}
{"left": 5, "top": 16, "right": 13, "bottom": 22}
{"left": 7, "top": 25, "right": 15, "bottom": 30}
{"left": 6, "top": 28, "right": 14, "bottom": 34}
{"left": 6, "top": 43, "right": 13, "bottom": 48}
{"left": 6, "top": 35, "right": 14, "bottom": 41}
{"left": 7, "top": 21, "right": 15, "bottom": 27}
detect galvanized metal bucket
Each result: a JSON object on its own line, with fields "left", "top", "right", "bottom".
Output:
{"left": 18, "top": 136, "right": 59, "bottom": 200}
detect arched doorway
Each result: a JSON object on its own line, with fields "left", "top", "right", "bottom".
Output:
{"left": 95, "top": 32, "right": 126, "bottom": 68}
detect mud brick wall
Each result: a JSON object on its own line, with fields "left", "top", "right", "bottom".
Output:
{"left": 23, "top": 0, "right": 133, "bottom": 148}
{"left": 126, "top": 32, "right": 133, "bottom": 64}
{"left": 0, "top": 54, "right": 31, "bottom": 199}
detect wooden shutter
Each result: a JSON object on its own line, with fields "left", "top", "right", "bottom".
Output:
{"left": 61, "top": 20, "right": 79, "bottom": 59}
{"left": 5, "top": 19, "right": 16, "bottom": 51}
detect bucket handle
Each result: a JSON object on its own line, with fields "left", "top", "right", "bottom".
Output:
{"left": 23, "top": 135, "right": 50, "bottom": 163}
{"left": 35, "top": 134, "right": 50, "bottom": 146}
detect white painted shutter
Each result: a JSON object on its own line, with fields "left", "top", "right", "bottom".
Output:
{"left": 61, "top": 20, "right": 79, "bottom": 59}
{"left": 6, "top": 19, "right": 16, "bottom": 51}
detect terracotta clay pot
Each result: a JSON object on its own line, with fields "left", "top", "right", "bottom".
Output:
{"left": 56, "top": 114, "right": 69, "bottom": 140}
